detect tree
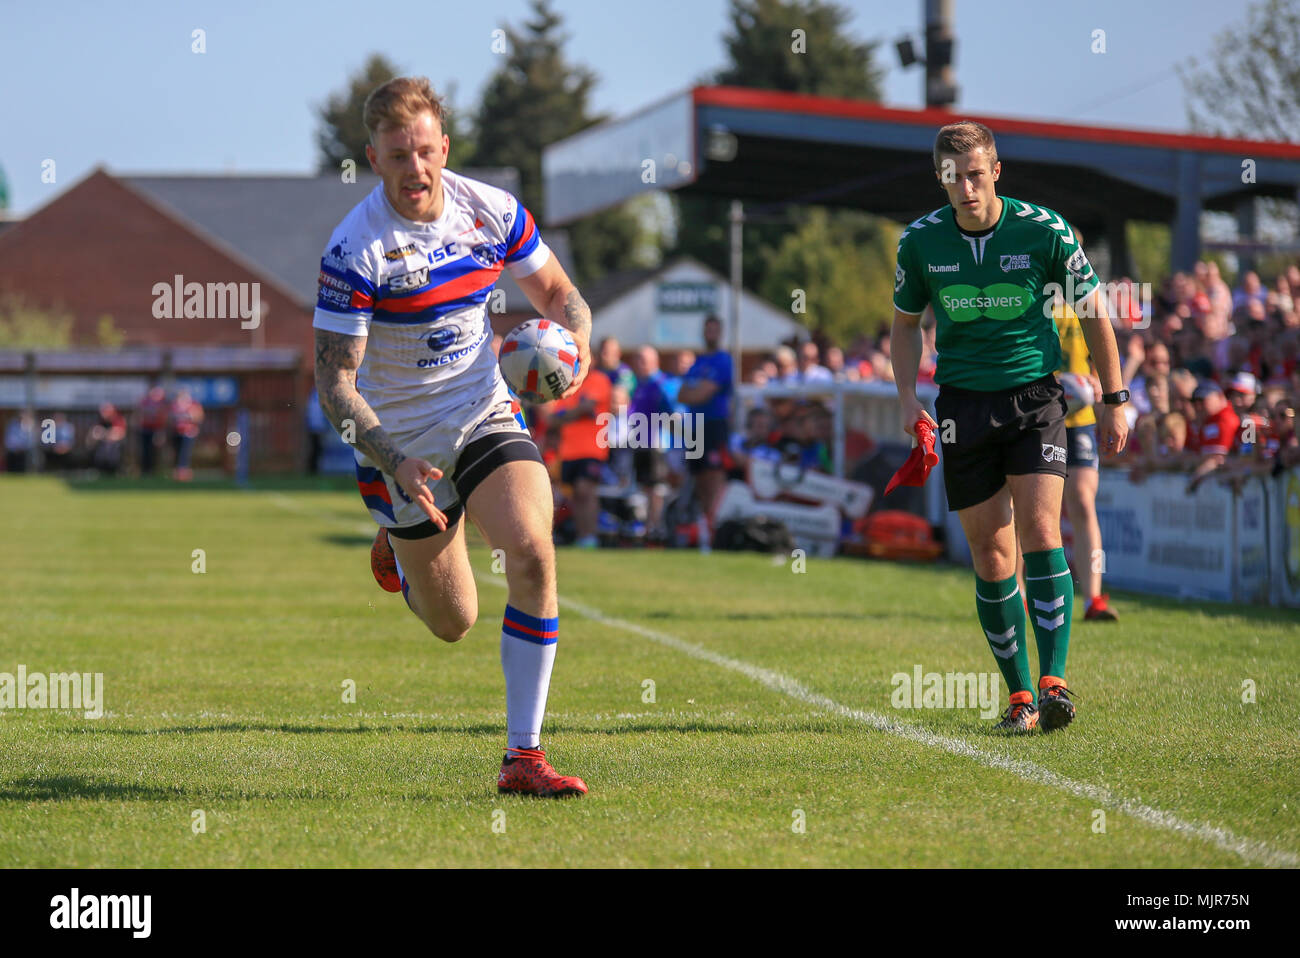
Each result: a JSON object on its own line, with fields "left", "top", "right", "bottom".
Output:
{"left": 0, "top": 295, "right": 73, "bottom": 348}
{"left": 470, "top": 0, "right": 652, "bottom": 283}
{"left": 759, "top": 209, "right": 900, "bottom": 347}
{"left": 1179, "top": 0, "right": 1300, "bottom": 140}
{"left": 716, "top": 0, "right": 883, "bottom": 100}
{"left": 316, "top": 54, "right": 474, "bottom": 173}
{"left": 316, "top": 54, "right": 400, "bottom": 174}
{"left": 1126, "top": 221, "right": 1172, "bottom": 286}
{"left": 1180, "top": 0, "right": 1300, "bottom": 258}
{"left": 672, "top": 0, "right": 889, "bottom": 342}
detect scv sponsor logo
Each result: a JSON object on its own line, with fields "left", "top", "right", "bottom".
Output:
{"left": 389, "top": 267, "right": 429, "bottom": 294}
{"left": 417, "top": 327, "right": 486, "bottom": 368}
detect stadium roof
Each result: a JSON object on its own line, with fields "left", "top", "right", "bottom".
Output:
{"left": 544, "top": 86, "right": 1300, "bottom": 268}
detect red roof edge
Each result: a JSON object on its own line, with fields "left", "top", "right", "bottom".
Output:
{"left": 691, "top": 86, "right": 1300, "bottom": 160}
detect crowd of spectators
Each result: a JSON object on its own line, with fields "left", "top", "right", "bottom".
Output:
{"left": 505, "top": 255, "right": 1300, "bottom": 546}
{"left": 736, "top": 256, "right": 1300, "bottom": 493}
{"left": 748, "top": 325, "right": 936, "bottom": 388}
{"left": 516, "top": 324, "right": 838, "bottom": 546}
{"left": 0, "top": 386, "right": 205, "bottom": 479}
{"left": 1114, "top": 260, "right": 1299, "bottom": 489}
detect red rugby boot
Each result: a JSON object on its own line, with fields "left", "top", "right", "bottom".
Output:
{"left": 371, "top": 528, "right": 402, "bottom": 593}
{"left": 497, "top": 748, "right": 588, "bottom": 798}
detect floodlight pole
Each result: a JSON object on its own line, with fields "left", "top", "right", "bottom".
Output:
{"left": 729, "top": 200, "right": 743, "bottom": 406}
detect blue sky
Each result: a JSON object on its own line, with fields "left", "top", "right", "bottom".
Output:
{"left": 0, "top": 0, "right": 1256, "bottom": 215}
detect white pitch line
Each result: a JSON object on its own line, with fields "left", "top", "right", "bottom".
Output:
{"left": 477, "top": 574, "right": 1297, "bottom": 869}
{"left": 260, "top": 493, "right": 1296, "bottom": 867}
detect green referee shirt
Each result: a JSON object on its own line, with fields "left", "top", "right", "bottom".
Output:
{"left": 893, "top": 196, "right": 1099, "bottom": 391}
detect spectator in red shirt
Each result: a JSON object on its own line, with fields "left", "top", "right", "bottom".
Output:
{"left": 138, "top": 385, "right": 168, "bottom": 475}
{"left": 1188, "top": 381, "right": 1240, "bottom": 491}
{"left": 170, "top": 390, "right": 204, "bottom": 482}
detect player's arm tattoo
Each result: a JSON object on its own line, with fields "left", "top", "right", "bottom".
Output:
{"left": 560, "top": 286, "right": 591, "bottom": 341}
{"left": 314, "top": 329, "right": 407, "bottom": 475}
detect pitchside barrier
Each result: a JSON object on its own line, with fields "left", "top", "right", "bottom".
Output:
{"left": 735, "top": 379, "right": 946, "bottom": 521}
{"left": 944, "top": 465, "right": 1299, "bottom": 609}
{"left": 0, "top": 348, "right": 305, "bottom": 474}
{"left": 737, "top": 382, "right": 1299, "bottom": 608}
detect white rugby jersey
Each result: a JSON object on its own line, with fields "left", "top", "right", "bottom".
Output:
{"left": 313, "top": 169, "right": 550, "bottom": 436}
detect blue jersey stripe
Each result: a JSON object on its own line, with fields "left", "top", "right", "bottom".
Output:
{"left": 320, "top": 262, "right": 375, "bottom": 296}
{"left": 361, "top": 495, "right": 395, "bottom": 522}
{"left": 372, "top": 289, "right": 492, "bottom": 325}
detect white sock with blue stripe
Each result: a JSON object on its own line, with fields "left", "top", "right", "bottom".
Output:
{"left": 393, "top": 553, "right": 416, "bottom": 612}
{"left": 501, "top": 605, "right": 558, "bottom": 751}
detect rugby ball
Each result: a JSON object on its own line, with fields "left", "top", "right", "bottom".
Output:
{"left": 1059, "top": 372, "right": 1095, "bottom": 415}
{"left": 499, "top": 319, "right": 580, "bottom": 403}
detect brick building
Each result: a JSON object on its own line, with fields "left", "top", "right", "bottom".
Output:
{"left": 0, "top": 167, "right": 567, "bottom": 473}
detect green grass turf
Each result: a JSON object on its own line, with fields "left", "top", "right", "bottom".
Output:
{"left": 1, "top": 474, "right": 1297, "bottom": 867}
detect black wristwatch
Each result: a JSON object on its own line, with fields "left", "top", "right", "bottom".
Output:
{"left": 1102, "top": 389, "right": 1130, "bottom": 406}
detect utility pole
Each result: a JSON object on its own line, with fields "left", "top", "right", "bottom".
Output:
{"left": 924, "top": 0, "right": 958, "bottom": 108}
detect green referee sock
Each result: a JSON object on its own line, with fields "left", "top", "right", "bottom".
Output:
{"left": 1024, "top": 549, "right": 1074, "bottom": 683}
{"left": 975, "top": 573, "right": 1032, "bottom": 699}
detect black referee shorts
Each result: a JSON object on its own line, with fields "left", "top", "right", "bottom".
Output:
{"left": 933, "top": 373, "right": 1068, "bottom": 512}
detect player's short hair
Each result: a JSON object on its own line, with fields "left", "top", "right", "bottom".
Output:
{"left": 364, "top": 76, "right": 447, "bottom": 140}
{"left": 933, "top": 121, "right": 998, "bottom": 169}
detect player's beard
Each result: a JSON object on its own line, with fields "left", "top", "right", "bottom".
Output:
{"left": 391, "top": 175, "right": 438, "bottom": 220}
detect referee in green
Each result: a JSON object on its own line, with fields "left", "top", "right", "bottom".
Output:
{"left": 891, "top": 120, "right": 1129, "bottom": 733}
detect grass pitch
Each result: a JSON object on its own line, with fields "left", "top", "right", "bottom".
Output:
{"left": 1, "top": 475, "right": 1297, "bottom": 868}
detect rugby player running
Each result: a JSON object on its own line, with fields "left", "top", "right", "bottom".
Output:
{"left": 314, "top": 77, "right": 592, "bottom": 794}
